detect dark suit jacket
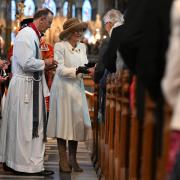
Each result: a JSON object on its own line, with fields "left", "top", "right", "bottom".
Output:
{"left": 103, "top": 0, "right": 147, "bottom": 73}
{"left": 103, "top": 0, "right": 173, "bottom": 101}
{"left": 94, "top": 37, "right": 110, "bottom": 84}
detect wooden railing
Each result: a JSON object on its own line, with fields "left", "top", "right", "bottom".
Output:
{"left": 88, "top": 69, "right": 172, "bottom": 180}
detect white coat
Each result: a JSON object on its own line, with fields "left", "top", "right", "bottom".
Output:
{"left": 0, "top": 27, "right": 49, "bottom": 173}
{"left": 162, "top": 0, "right": 180, "bottom": 131}
{"left": 47, "top": 41, "right": 91, "bottom": 141}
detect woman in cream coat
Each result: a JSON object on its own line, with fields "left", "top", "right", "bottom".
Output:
{"left": 47, "top": 18, "right": 93, "bottom": 173}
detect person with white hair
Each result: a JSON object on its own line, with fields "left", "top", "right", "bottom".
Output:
{"left": 103, "top": 9, "right": 124, "bottom": 36}
{"left": 103, "top": 9, "right": 125, "bottom": 71}
{"left": 94, "top": 9, "right": 125, "bottom": 123}
{"left": 94, "top": 9, "right": 125, "bottom": 83}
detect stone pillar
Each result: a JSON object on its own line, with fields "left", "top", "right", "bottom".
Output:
{"left": 67, "top": 0, "right": 73, "bottom": 18}
{"left": 55, "top": 0, "right": 62, "bottom": 16}
{"left": 4, "top": 0, "right": 11, "bottom": 56}
{"left": 35, "top": 0, "right": 44, "bottom": 10}
{"left": 97, "top": 0, "right": 114, "bottom": 17}
{"left": 91, "top": 0, "right": 97, "bottom": 20}
{"left": 75, "top": 0, "right": 82, "bottom": 20}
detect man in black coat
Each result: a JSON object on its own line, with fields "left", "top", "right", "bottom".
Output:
{"left": 103, "top": 0, "right": 173, "bottom": 178}
{"left": 103, "top": 0, "right": 173, "bottom": 124}
{"left": 94, "top": 37, "right": 110, "bottom": 84}
{"left": 103, "top": 0, "right": 172, "bottom": 109}
{"left": 93, "top": 37, "right": 110, "bottom": 123}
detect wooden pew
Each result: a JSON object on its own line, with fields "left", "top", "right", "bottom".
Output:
{"left": 140, "top": 93, "right": 155, "bottom": 180}
{"left": 108, "top": 73, "right": 116, "bottom": 180}
{"left": 84, "top": 76, "right": 99, "bottom": 169}
{"left": 156, "top": 104, "right": 172, "bottom": 180}
{"left": 128, "top": 76, "right": 140, "bottom": 180}
{"left": 119, "top": 69, "right": 131, "bottom": 180}
{"left": 90, "top": 70, "right": 172, "bottom": 180}
{"left": 104, "top": 74, "right": 111, "bottom": 179}
{"left": 85, "top": 90, "right": 95, "bottom": 119}
{"left": 114, "top": 71, "right": 122, "bottom": 180}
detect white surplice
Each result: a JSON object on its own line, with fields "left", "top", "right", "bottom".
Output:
{"left": 47, "top": 41, "right": 91, "bottom": 141}
{"left": 0, "top": 26, "right": 49, "bottom": 173}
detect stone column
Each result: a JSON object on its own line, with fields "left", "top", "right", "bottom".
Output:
{"left": 75, "top": 0, "right": 82, "bottom": 20}
{"left": 67, "top": 0, "right": 73, "bottom": 18}
{"left": 91, "top": 0, "right": 97, "bottom": 20}
{"left": 4, "top": 0, "right": 11, "bottom": 56}
{"left": 35, "top": 0, "right": 44, "bottom": 10}
{"left": 97, "top": 0, "right": 115, "bottom": 16}
{"left": 55, "top": 0, "right": 62, "bottom": 16}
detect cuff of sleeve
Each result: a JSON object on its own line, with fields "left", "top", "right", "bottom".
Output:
{"left": 42, "top": 61, "right": 45, "bottom": 70}
{"left": 76, "top": 73, "right": 83, "bottom": 79}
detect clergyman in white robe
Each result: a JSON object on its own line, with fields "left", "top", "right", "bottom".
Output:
{"left": 0, "top": 26, "right": 49, "bottom": 173}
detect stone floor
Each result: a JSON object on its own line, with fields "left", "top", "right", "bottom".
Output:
{"left": 0, "top": 139, "right": 98, "bottom": 180}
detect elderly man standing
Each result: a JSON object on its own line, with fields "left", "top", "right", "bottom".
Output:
{"left": 94, "top": 9, "right": 124, "bottom": 122}
{"left": 0, "top": 8, "right": 57, "bottom": 176}
{"left": 94, "top": 9, "right": 125, "bottom": 82}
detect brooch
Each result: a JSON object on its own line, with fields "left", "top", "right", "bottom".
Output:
{"left": 72, "top": 48, "right": 81, "bottom": 53}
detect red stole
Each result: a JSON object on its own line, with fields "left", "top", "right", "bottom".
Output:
{"left": 28, "top": 23, "right": 41, "bottom": 40}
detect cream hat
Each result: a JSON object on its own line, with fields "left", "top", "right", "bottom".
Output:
{"left": 59, "top": 18, "right": 88, "bottom": 40}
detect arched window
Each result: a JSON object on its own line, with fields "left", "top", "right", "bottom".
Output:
{"left": 11, "top": 0, "right": 16, "bottom": 21}
{"left": 82, "top": 0, "right": 92, "bottom": 22}
{"left": 24, "top": 0, "right": 35, "bottom": 17}
{"left": 72, "top": 4, "right": 76, "bottom": 17}
{"left": 63, "top": 1, "right": 68, "bottom": 17}
{"left": 42, "top": 0, "right": 57, "bottom": 16}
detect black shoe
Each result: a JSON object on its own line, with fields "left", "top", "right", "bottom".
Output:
{"left": 2, "top": 163, "right": 16, "bottom": 173}
{"left": 3, "top": 163, "right": 54, "bottom": 176}
{"left": 14, "top": 170, "right": 55, "bottom": 176}
{"left": 32, "top": 170, "right": 55, "bottom": 176}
